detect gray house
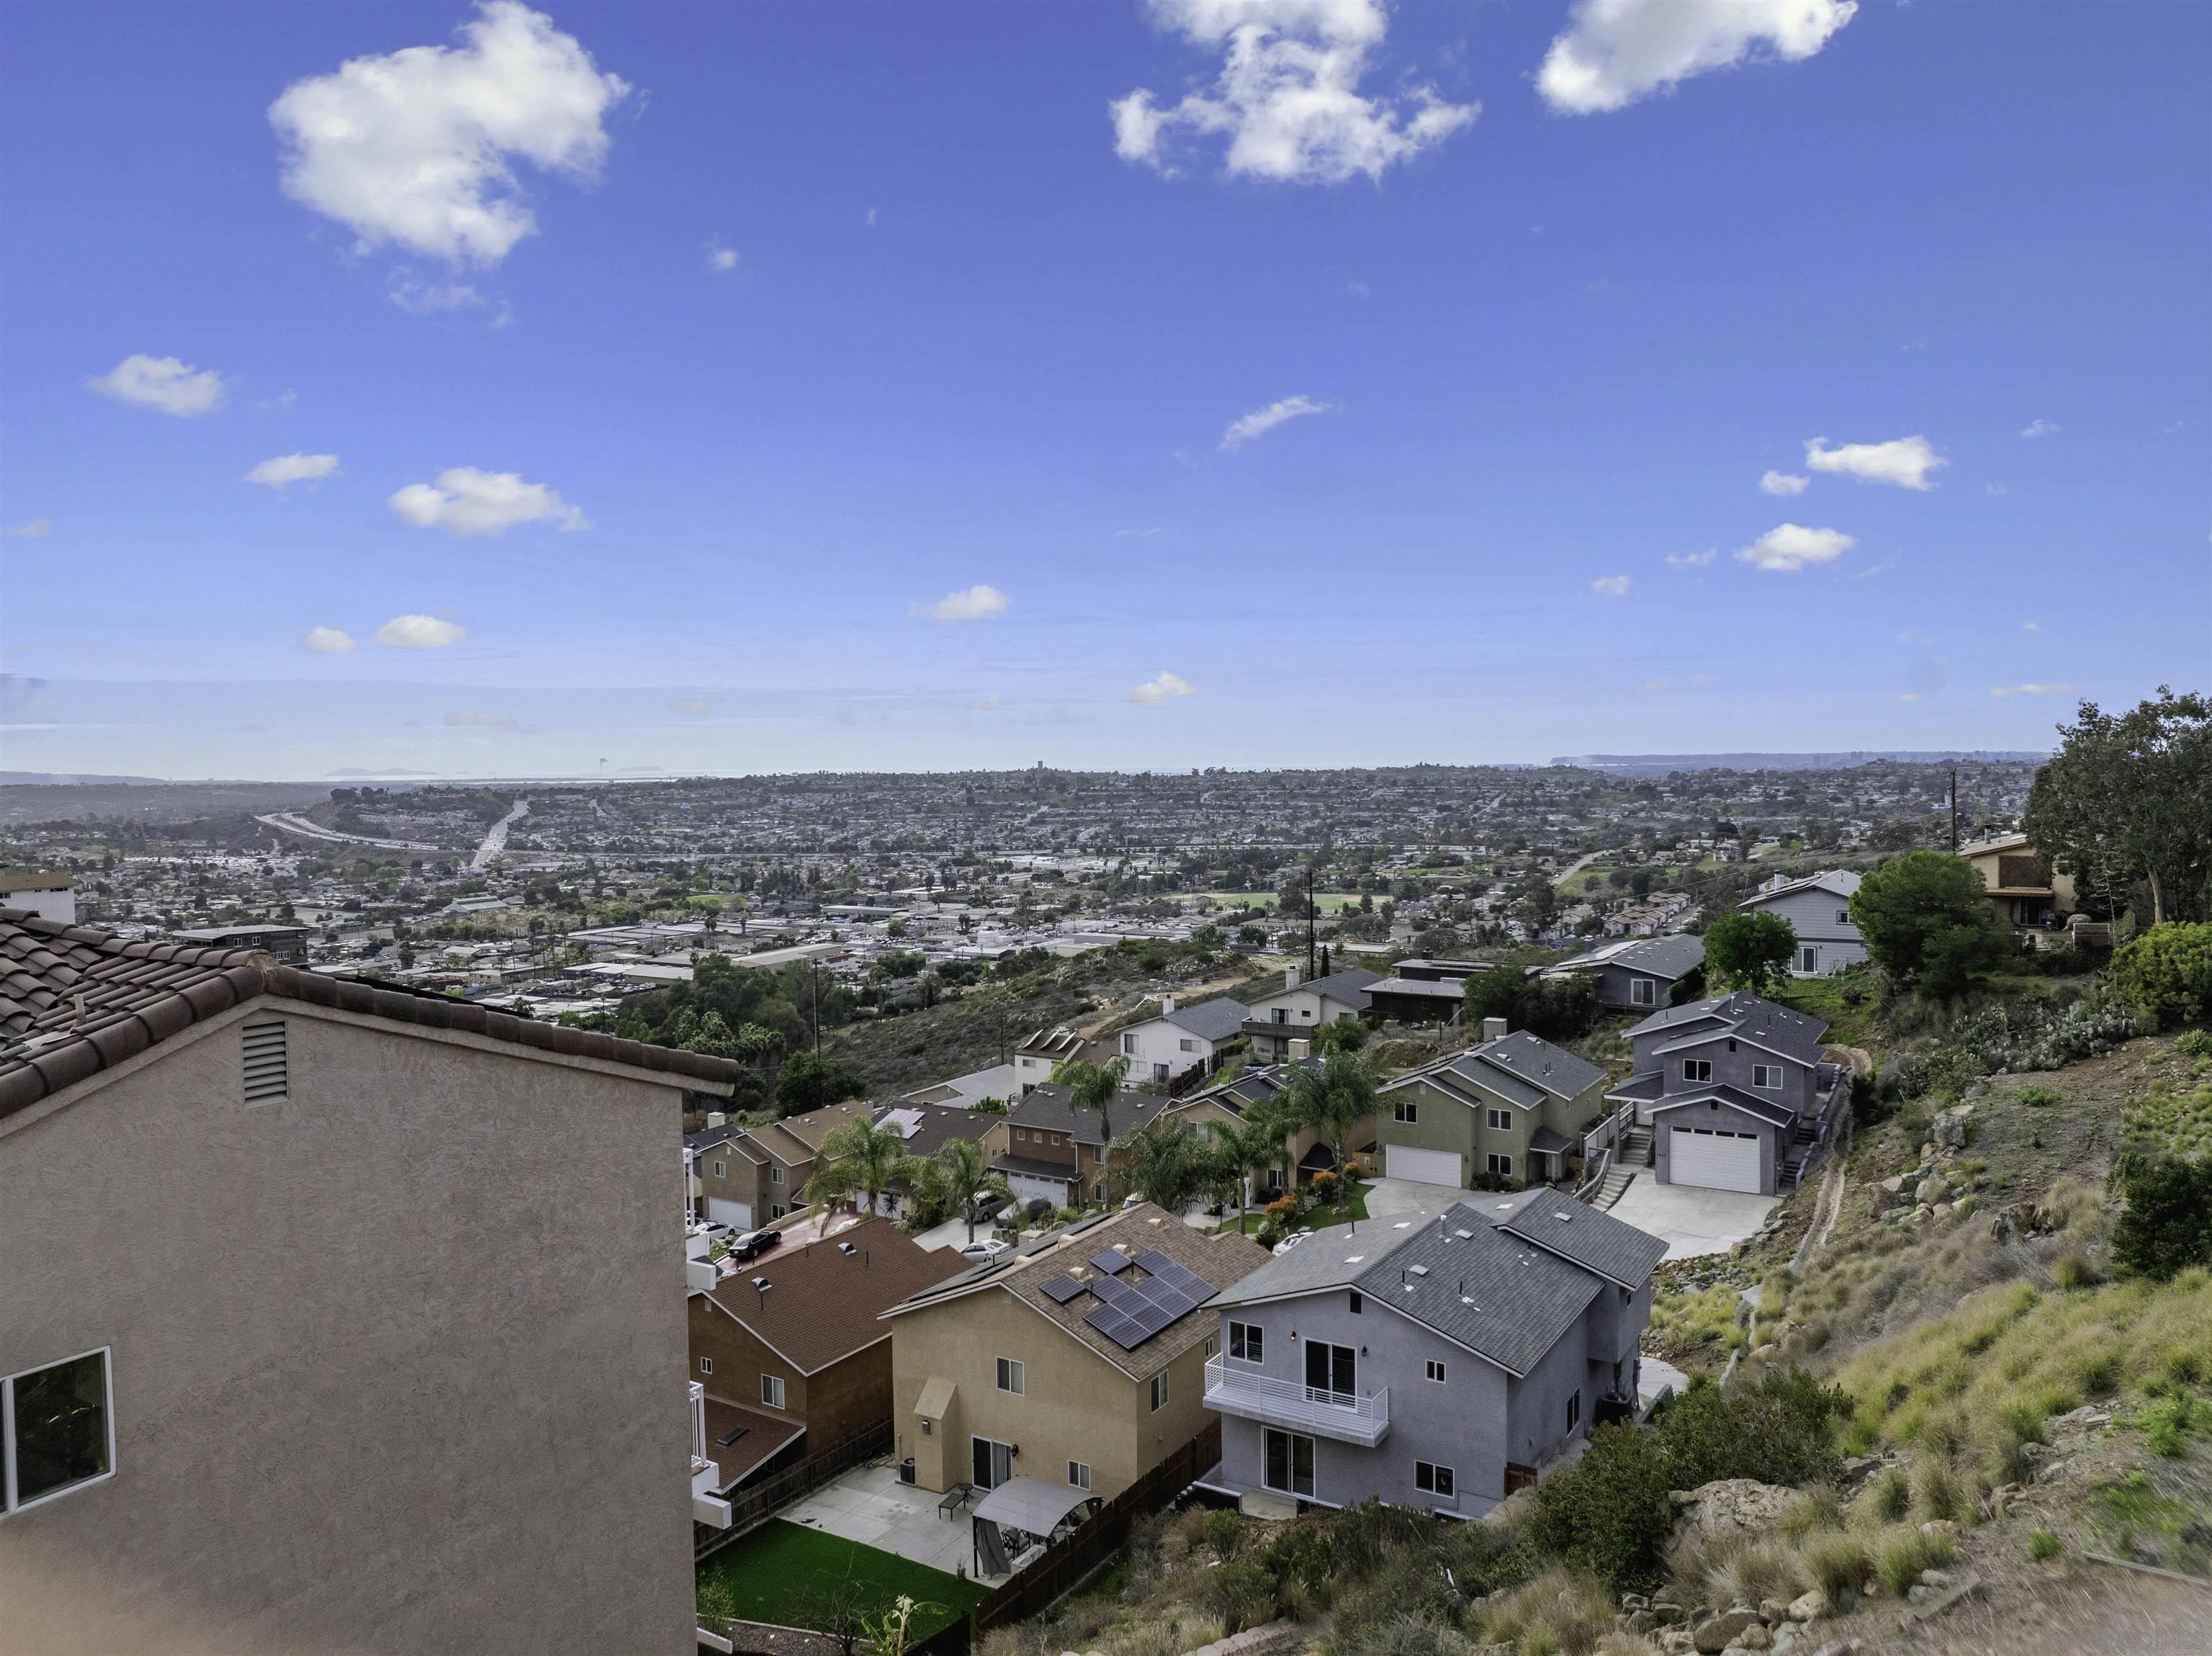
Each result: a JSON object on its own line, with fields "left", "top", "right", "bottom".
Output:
{"left": 1737, "top": 871, "right": 1864, "bottom": 977}
{"left": 1372, "top": 1026, "right": 1610, "bottom": 1190}
{"left": 1534, "top": 933, "right": 1705, "bottom": 1012}
{"left": 1604, "top": 991, "right": 1848, "bottom": 1194}
{"left": 1199, "top": 1192, "right": 1665, "bottom": 1518}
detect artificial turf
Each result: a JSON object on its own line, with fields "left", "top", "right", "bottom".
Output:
{"left": 697, "top": 1519, "right": 987, "bottom": 1639}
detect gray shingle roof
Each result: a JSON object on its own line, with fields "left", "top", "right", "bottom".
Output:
{"left": 1009, "top": 1082, "right": 1168, "bottom": 1144}
{"left": 1160, "top": 996, "right": 1252, "bottom": 1041}
{"left": 1627, "top": 989, "right": 1828, "bottom": 1062}
{"left": 1493, "top": 1192, "right": 1669, "bottom": 1287}
{"left": 1384, "top": 1028, "right": 1604, "bottom": 1112}
{"left": 1648, "top": 1082, "right": 1797, "bottom": 1128}
{"left": 1248, "top": 968, "right": 1382, "bottom": 1012}
{"left": 1739, "top": 870, "right": 1861, "bottom": 908}
{"left": 1546, "top": 932, "right": 1705, "bottom": 980}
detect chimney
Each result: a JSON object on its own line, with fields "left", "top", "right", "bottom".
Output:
{"left": 1287, "top": 1038, "right": 1310, "bottom": 1061}
{"left": 1162, "top": 995, "right": 1177, "bottom": 1015}
{"left": 1284, "top": 966, "right": 1301, "bottom": 989}
{"left": 706, "top": 1111, "right": 727, "bottom": 1128}
{"left": 1482, "top": 1016, "right": 1509, "bottom": 1042}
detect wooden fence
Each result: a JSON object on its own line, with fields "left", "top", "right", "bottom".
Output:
{"left": 695, "top": 1420, "right": 896, "bottom": 1561}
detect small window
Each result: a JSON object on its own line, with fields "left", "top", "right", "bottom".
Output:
{"left": 1204, "top": 1333, "right": 1218, "bottom": 1358}
{"left": 1487, "top": 1153, "right": 1513, "bottom": 1178}
{"left": 1683, "top": 1058, "right": 1712, "bottom": 1083}
{"left": 1149, "top": 1371, "right": 1169, "bottom": 1412}
{"left": 1485, "top": 1108, "right": 1511, "bottom": 1131}
{"left": 1179, "top": 1038, "right": 1197, "bottom": 1053}
{"left": 1414, "top": 1461, "right": 1455, "bottom": 1498}
{"left": 1837, "top": 909, "right": 1851, "bottom": 925}
{"left": 1228, "top": 1321, "right": 1264, "bottom": 1364}
{"left": 768, "top": 1166, "right": 784, "bottom": 1184}
{"left": 3, "top": 1349, "right": 113, "bottom": 1515}
{"left": 761, "top": 1374, "right": 786, "bottom": 1410}
{"left": 1424, "top": 1359, "right": 1446, "bottom": 1384}
{"left": 699, "top": 1356, "right": 714, "bottom": 1375}
{"left": 1122, "top": 1033, "right": 1138, "bottom": 1055}
{"left": 1568, "top": 1390, "right": 1581, "bottom": 1430}
{"left": 770, "top": 1204, "right": 786, "bottom": 1220}
{"left": 1049, "top": 1133, "right": 1063, "bottom": 1146}
{"left": 1015, "top": 1128, "right": 1027, "bottom": 1141}
{"left": 1753, "top": 1064, "right": 1783, "bottom": 1089}
{"left": 711, "top": 1160, "right": 727, "bottom": 1179}
{"left": 1393, "top": 1100, "right": 1417, "bottom": 1123}
{"left": 1347, "top": 1290, "right": 1362, "bottom": 1315}
{"left": 1629, "top": 978, "right": 1655, "bottom": 1007}
{"left": 997, "top": 1358, "right": 1025, "bottom": 1395}
{"left": 1069, "top": 1460, "right": 1091, "bottom": 1490}
{"left": 241, "top": 1020, "right": 287, "bottom": 1106}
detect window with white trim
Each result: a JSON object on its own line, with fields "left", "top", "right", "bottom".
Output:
{"left": 1149, "top": 1371, "right": 1169, "bottom": 1412}
{"left": 700, "top": 1356, "right": 714, "bottom": 1374}
{"left": 1424, "top": 1359, "right": 1446, "bottom": 1383}
{"left": 1837, "top": 909, "right": 1851, "bottom": 925}
{"left": 1179, "top": 1038, "right": 1197, "bottom": 1053}
{"left": 1069, "top": 1461, "right": 1091, "bottom": 1490}
{"left": 1485, "top": 1108, "right": 1511, "bottom": 1130}
{"left": 1122, "top": 1033, "right": 1138, "bottom": 1055}
{"left": 1753, "top": 1064, "right": 1783, "bottom": 1089}
{"left": 1683, "top": 1058, "right": 1712, "bottom": 1082}
{"left": 4, "top": 1349, "right": 114, "bottom": 1516}
{"left": 768, "top": 1166, "right": 784, "bottom": 1184}
{"left": 1629, "top": 977, "right": 1655, "bottom": 1007}
{"left": 1487, "top": 1153, "right": 1513, "bottom": 1178}
{"left": 1393, "top": 1099, "right": 1417, "bottom": 1122}
{"left": 711, "top": 1160, "right": 727, "bottom": 1179}
{"left": 1414, "top": 1460, "right": 1455, "bottom": 1498}
{"left": 1228, "top": 1321, "right": 1263, "bottom": 1364}
{"left": 996, "top": 1358, "right": 1025, "bottom": 1395}
{"left": 761, "top": 1374, "right": 786, "bottom": 1410}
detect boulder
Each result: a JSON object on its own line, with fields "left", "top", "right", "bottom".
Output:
{"left": 1660, "top": 1632, "right": 1698, "bottom": 1656}
{"left": 1915, "top": 1177, "right": 1947, "bottom": 1206}
{"left": 1737, "top": 1622, "right": 1774, "bottom": 1650}
{"left": 1785, "top": 1590, "right": 1830, "bottom": 1624}
{"left": 1932, "top": 1106, "right": 1974, "bottom": 1149}
{"left": 1879, "top": 1174, "right": 1906, "bottom": 1194}
{"left": 1693, "top": 1611, "right": 1761, "bottom": 1654}
{"left": 1674, "top": 1479, "right": 1799, "bottom": 1536}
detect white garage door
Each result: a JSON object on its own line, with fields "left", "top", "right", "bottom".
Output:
{"left": 1668, "top": 1128, "right": 1762, "bottom": 1194}
{"left": 707, "top": 1197, "right": 754, "bottom": 1230}
{"left": 1386, "top": 1145, "right": 1463, "bottom": 1187}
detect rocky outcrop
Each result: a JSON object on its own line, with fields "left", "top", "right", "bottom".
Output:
{"left": 1673, "top": 1478, "right": 1798, "bottom": 1536}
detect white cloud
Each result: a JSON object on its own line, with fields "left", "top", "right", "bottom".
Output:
{"left": 706, "top": 243, "right": 739, "bottom": 273}
{"left": 1897, "top": 691, "right": 1923, "bottom": 702}
{"left": 1988, "top": 683, "right": 2072, "bottom": 699}
{"left": 1640, "top": 678, "right": 1669, "bottom": 692}
{"left": 269, "top": 1, "right": 629, "bottom": 268}
{"left": 389, "top": 467, "right": 588, "bottom": 535}
{"left": 670, "top": 697, "right": 713, "bottom": 716}
{"left": 1222, "top": 393, "right": 1334, "bottom": 451}
{"left": 246, "top": 453, "right": 341, "bottom": 490}
{"left": 86, "top": 354, "right": 226, "bottom": 417}
{"left": 2022, "top": 620, "right": 2040, "bottom": 631}
{"left": 1760, "top": 469, "right": 1809, "bottom": 496}
{"left": 1665, "top": 547, "right": 1717, "bottom": 567}
{"left": 1, "top": 520, "right": 51, "bottom": 539}
{"left": 386, "top": 271, "right": 503, "bottom": 318}
{"left": 1735, "top": 523, "right": 1855, "bottom": 572}
{"left": 916, "top": 585, "right": 1010, "bottom": 624}
{"left": 303, "top": 626, "right": 357, "bottom": 654}
{"left": 1591, "top": 575, "right": 1632, "bottom": 598}
{"left": 1112, "top": 0, "right": 1476, "bottom": 185}
{"left": 443, "top": 709, "right": 516, "bottom": 727}
{"left": 375, "top": 614, "right": 467, "bottom": 648}
{"left": 1128, "top": 670, "right": 1197, "bottom": 705}
{"left": 2020, "top": 418, "right": 2060, "bottom": 439}
{"left": 1804, "top": 435, "right": 1946, "bottom": 490}
{"left": 1537, "top": 0, "right": 1857, "bottom": 114}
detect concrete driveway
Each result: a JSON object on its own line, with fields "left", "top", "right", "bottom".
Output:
{"left": 1362, "top": 1177, "right": 1468, "bottom": 1219}
{"left": 1605, "top": 1172, "right": 1779, "bottom": 1260}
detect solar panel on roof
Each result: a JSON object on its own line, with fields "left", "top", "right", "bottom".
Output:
{"left": 1039, "top": 1274, "right": 1086, "bottom": 1305}
{"left": 1091, "top": 1275, "right": 1140, "bottom": 1310}
{"left": 1135, "top": 1251, "right": 1210, "bottom": 1295}
{"left": 1091, "top": 1249, "right": 1132, "bottom": 1274}
{"left": 1084, "top": 1305, "right": 1143, "bottom": 1349}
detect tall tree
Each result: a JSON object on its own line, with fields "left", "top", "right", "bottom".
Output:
{"left": 1117, "top": 1120, "right": 1200, "bottom": 1213}
{"left": 1283, "top": 1050, "right": 1377, "bottom": 1180}
{"left": 2024, "top": 688, "right": 2212, "bottom": 926}
{"left": 1214, "top": 1115, "right": 1286, "bottom": 1227}
{"left": 1053, "top": 1056, "right": 1128, "bottom": 1166}
{"left": 804, "top": 1118, "right": 915, "bottom": 1220}
{"left": 931, "top": 1135, "right": 1012, "bottom": 1244}
{"left": 1702, "top": 910, "right": 1797, "bottom": 993}
{"left": 1851, "top": 851, "right": 2015, "bottom": 997}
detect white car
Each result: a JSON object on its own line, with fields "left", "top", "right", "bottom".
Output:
{"left": 958, "top": 1238, "right": 1011, "bottom": 1263}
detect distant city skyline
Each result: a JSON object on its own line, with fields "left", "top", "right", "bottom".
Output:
{"left": 2, "top": 1, "right": 2204, "bottom": 780}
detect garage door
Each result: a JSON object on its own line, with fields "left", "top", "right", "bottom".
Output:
{"left": 1386, "top": 1145, "right": 1462, "bottom": 1187}
{"left": 707, "top": 1197, "right": 754, "bottom": 1230}
{"left": 1668, "top": 1127, "right": 1761, "bottom": 1194}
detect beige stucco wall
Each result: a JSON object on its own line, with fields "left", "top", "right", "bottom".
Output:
{"left": 0, "top": 1003, "right": 696, "bottom": 1656}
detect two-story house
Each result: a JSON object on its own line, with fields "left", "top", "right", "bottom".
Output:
{"left": 1959, "top": 832, "right": 2075, "bottom": 932}
{"left": 1200, "top": 1191, "right": 1666, "bottom": 1518}
{"left": 1112, "top": 994, "right": 1249, "bottom": 1086}
{"left": 688, "top": 1112, "right": 815, "bottom": 1230}
{"left": 1373, "top": 1025, "right": 1610, "bottom": 1191}
{"left": 1604, "top": 991, "right": 1848, "bottom": 1194}
{"left": 1161, "top": 1057, "right": 1375, "bottom": 1195}
{"left": 884, "top": 1204, "right": 1269, "bottom": 1501}
{"left": 1238, "top": 966, "right": 1381, "bottom": 1062}
{"left": 1533, "top": 933, "right": 1705, "bottom": 1011}
{"left": 0, "top": 908, "right": 745, "bottom": 1655}
{"left": 1736, "top": 871, "right": 1865, "bottom": 977}
{"left": 1011, "top": 1024, "right": 1089, "bottom": 1096}
{"left": 983, "top": 1082, "right": 1169, "bottom": 1210}
{"left": 688, "top": 1218, "right": 960, "bottom": 1500}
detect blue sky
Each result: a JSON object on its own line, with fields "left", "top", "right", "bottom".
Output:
{"left": 1, "top": 0, "right": 2204, "bottom": 780}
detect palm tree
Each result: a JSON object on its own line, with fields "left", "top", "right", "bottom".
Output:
{"left": 1216, "top": 1115, "right": 1287, "bottom": 1229}
{"left": 1118, "top": 1120, "right": 1200, "bottom": 1213}
{"left": 1053, "top": 1057, "right": 1128, "bottom": 1206}
{"left": 804, "top": 1118, "right": 916, "bottom": 1223}
{"left": 932, "top": 1135, "right": 1012, "bottom": 1244}
{"left": 1283, "top": 1050, "right": 1377, "bottom": 1191}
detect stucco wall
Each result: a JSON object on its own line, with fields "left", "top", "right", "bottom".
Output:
{"left": 0, "top": 1004, "right": 695, "bottom": 1656}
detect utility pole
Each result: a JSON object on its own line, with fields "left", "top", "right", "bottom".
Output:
{"left": 1306, "top": 866, "right": 1318, "bottom": 982}
{"left": 1948, "top": 770, "right": 1959, "bottom": 853}
{"left": 809, "top": 959, "right": 822, "bottom": 1056}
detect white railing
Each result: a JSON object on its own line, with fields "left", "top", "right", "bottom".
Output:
{"left": 1204, "top": 1357, "right": 1390, "bottom": 1444}
{"left": 1575, "top": 1146, "right": 1612, "bottom": 1204}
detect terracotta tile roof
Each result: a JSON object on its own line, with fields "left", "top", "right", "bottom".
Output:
{"left": 701, "top": 1216, "right": 962, "bottom": 1374}
{"left": 0, "top": 907, "right": 747, "bottom": 1122}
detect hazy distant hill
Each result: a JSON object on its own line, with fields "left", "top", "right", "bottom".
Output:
{"left": 1553, "top": 750, "right": 2047, "bottom": 775}
{"left": 0, "top": 780, "right": 337, "bottom": 827}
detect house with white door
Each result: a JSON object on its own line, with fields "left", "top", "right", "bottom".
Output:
{"left": 1736, "top": 870, "right": 1865, "bottom": 976}
{"left": 1372, "top": 1023, "right": 1610, "bottom": 1192}
{"left": 1112, "top": 995, "right": 1249, "bottom": 1087}
{"left": 1603, "top": 991, "right": 1849, "bottom": 1195}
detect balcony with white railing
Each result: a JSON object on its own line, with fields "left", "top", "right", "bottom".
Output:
{"left": 690, "top": 1382, "right": 732, "bottom": 1527}
{"left": 1203, "top": 1357, "right": 1390, "bottom": 1446}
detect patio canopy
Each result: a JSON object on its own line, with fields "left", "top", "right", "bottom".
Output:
{"left": 969, "top": 1476, "right": 1094, "bottom": 1538}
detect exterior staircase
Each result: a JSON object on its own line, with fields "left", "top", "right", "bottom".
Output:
{"left": 1591, "top": 1164, "right": 1637, "bottom": 1210}
{"left": 1619, "top": 1125, "right": 1653, "bottom": 1166}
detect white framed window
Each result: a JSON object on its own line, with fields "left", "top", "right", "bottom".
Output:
{"left": 761, "top": 1374, "right": 786, "bottom": 1410}
{"left": 1015, "top": 1128, "right": 1028, "bottom": 1141}
{"left": 1837, "top": 909, "right": 1851, "bottom": 925}
{"left": 996, "top": 1357, "right": 1025, "bottom": 1395}
{"left": 1753, "top": 1064, "right": 1783, "bottom": 1089}
{"left": 711, "top": 1160, "right": 727, "bottom": 1179}
{"left": 699, "top": 1356, "right": 714, "bottom": 1375}
{"left": 1629, "top": 978, "right": 1655, "bottom": 1007}
{"left": 1393, "top": 1100, "right": 1417, "bottom": 1123}
{"left": 1069, "top": 1460, "right": 1091, "bottom": 1490}
{"left": 1049, "top": 1133, "right": 1062, "bottom": 1146}
{"left": 1204, "top": 1333, "right": 1218, "bottom": 1358}
{"left": 1179, "top": 1038, "right": 1197, "bottom": 1053}
{"left": 4, "top": 1348, "right": 114, "bottom": 1516}
{"left": 1485, "top": 1108, "right": 1511, "bottom": 1130}
{"left": 769, "top": 1166, "right": 785, "bottom": 1185}
{"left": 1121, "top": 1033, "right": 1138, "bottom": 1055}
{"left": 1683, "top": 1058, "right": 1712, "bottom": 1082}
{"left": 1149, "top": 1370, "right": 1169, "bottom": 1412}
{"left": 1424, "top": 1359, "right": 1446, "bottom": 1384}
{"left": 1228, "top": 1321, "right": 1264, "bottom": 1364}
{"left": 1487, "top": 1153, "right": 1513, "bottom": 1178}
{"left": 1799, "top": 947, "right": 1819, "bottom": 973}
{"left": 1264, "top": 1428, "right": 1315, "bottom": 1496}
{"left": 1414, "top": 1460, "right": 1455, "bottom": 1498}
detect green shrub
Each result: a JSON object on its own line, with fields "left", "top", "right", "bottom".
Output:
{"left": 2053, "top": 1248, "right": 2104, "bottom": 1291}
{"left": 2110, "top": 1154, "right": 2212, "bottom": 1281}
{"left": 2113, "top": 924, "right": 2212, "bottom": 1030}
{"left": 2177, "top": 1030, "right": 2212, "bottom": 1058}
{"left": 1858, "top": 1466, "right": 1911, "bottom": 1524}
{"left": 1201, "top": 1508, "right": 1248, "bottom": 1558}
{"left": 2017, "top": 1084, "right": 2064, "bottom": 1108}
{"left": 1798, "top": 1531, "right": 1872, "bottom": 1600}
{"left": 2141, "top": 1395, "right": 2201, "bottom": 1457}
{"left": 2028, "top": 1529, "right": 2063, "bottom": 1560}
{"left": 1912, "top": 1457, "right": 1967, "bottom": 1523}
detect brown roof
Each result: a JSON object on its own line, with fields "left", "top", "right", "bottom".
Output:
{"left": 884, "top": 1202, "right": 1270, "bottom": 1382}
{"left": 700, "top": 1397, "right": 806, "bottom": 1492}
{"left": 772, "top": 1099, "right": 873, "bottom": 1154}
{"left": 0, "top": 908, "right": 747, "bottom": 1122}
{"left": 701, "top": 1216, "right": 962, "bottom": 1374}
{"left": 877, "top": 1102, "right": 998, "bottom": 1158}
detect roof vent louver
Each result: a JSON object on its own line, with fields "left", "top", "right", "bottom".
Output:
{"left": 241, "top": 1020, "right": 288, "bottom": 1106}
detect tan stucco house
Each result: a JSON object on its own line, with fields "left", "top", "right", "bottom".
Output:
{"left": 0, "top": 908, "right": 743, "bottom": 1656}
{"left": 1959, "top": 832, "right": 2076, "bottom": 930}
{"left": 883, "top": 1204, "right": 1269, "bottom": 1501}
{"left": 1372, "top": 1025, "right": 1611, "bottom": 1191}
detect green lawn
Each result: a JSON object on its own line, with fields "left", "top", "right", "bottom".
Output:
{"left": 697, "top": 1520, "right": 986, "bottom": 1639}
{"left": 1223, "top": 1177, "right": 1371, "bottom": 1236}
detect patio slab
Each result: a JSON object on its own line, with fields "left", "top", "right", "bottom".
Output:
{"left": 781, "top": 1462, "right": 999, "bottom": 1580}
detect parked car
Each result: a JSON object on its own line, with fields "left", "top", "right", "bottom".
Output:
{"left": 700, "top": 1220, "right": 738, "bottom": 1241}
{"left": 729, "top": 1227, "right": 782, "bottom": 1262}
{"left": 958, "top": 1237, "right": 1010, "bottom": 1263}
